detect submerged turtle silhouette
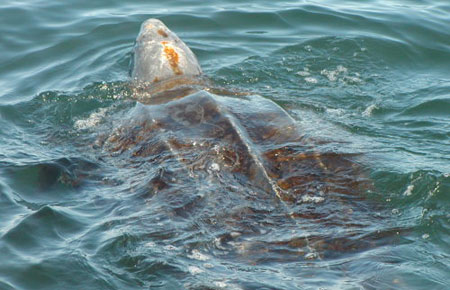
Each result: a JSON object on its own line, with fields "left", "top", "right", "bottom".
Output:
{"left": 96, "top": 19, "right": 389, "bottom": 263}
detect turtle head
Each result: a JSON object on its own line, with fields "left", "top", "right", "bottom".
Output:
{"left": 131, "top": 18, "right": 202, "bottom": 83}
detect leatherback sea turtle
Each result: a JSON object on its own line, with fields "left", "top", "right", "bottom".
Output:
{"left": 95, "top": 19, "right": 384, "bottom": 264}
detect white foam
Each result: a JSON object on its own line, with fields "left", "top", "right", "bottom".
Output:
{"left": 403, "top": 185, "right": 414, "bottom": 196}
{"left": 188, "top": 249, "right": 210, "bottom": 261}
{"left": 304, "top": 77, "right": 318, "bottom": 84}
{"left": 321, "top": 69, "right": 338, "bottom": 81}
{"left": 362, "top": 104, "right": 378, "bottom": 117}
{"left": 213, "top": 281, "right": 228, "bottom": 288}
{"left": 344, "top": 76, "right": 362, "bottom": 84}
{"left": 145, "top": 242, "right": 156, "bottom": 248}
{"left": 203, "top": 263, "right": 214, "bottom": 268}
{"left": 296, "top": 70, "right": 311, "bottom": 77}
{"left": 301, "top": 195, "right": 325, "bottom": 203}
{"left": 336, "top": 65, "right": 348, "bottom": 73}
{"left": 163, "top": 245, "right": 178, "bottom": 251}
{"left": 304, "top": 252, "right": 318, "bottom": 260}
{"left": 209, "top": 163, "right": 220, "bottom": 172}
{"left": 188, "top": 266, "right": 204, "bottom": 275}
{"left": 320, "top": 65, "right": 349, "bottom": 82}
{"left": 391, "top": 208, "right": 400, "bottom": 215}
{"left": 326, "top": 108, "right": 345, "bottom": 116}
{"left": 74, "top": 108, "right": 108, "bottom": 130}
{"left": 230, "top": 231, "right": 241, "bottom": 238}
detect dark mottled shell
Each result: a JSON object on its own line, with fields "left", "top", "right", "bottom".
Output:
{"left": 99, "top": 90, "right": 379, "bottom": 261}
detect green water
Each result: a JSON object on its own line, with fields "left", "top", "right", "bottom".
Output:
{"left": 0, "top": 0, "right": 449, "bottom": 289}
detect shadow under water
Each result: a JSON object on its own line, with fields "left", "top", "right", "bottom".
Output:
{"left": 68, "top": 90, "right": 403, "bottom": 288}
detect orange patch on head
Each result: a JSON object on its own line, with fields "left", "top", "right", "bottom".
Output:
{"left": 157, "top": 29, "right": 168, "bottom": 37}
{"left": 161, "top": 42, "right": 182, "bottom": 75}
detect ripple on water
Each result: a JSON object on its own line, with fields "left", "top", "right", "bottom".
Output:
{"left": 2, "top": 158, "right": 100, "bottom": 203}
{"left": 0, "top": 0, "right": 449, "bottom": 289}
{"left": 1, "top": 205, "right": 86, "bottom": 251}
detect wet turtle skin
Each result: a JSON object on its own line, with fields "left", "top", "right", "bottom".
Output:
{"left": 95, "top": 90, "right": 396, "bottom": 264}
{"left": 93, "top": 18, "right": 397, "bottom": 266}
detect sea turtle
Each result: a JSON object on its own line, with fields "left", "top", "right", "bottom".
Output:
{"left": 95, "top": 19, "right": 389, "bottom": 264}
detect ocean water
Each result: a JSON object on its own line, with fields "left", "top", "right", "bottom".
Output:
{"left": 0, "top": 0, "right": 449, "bottom": 289}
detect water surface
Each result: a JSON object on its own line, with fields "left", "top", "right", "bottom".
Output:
{"left": 0, "top": 0, "right": 449, "bottom": 289}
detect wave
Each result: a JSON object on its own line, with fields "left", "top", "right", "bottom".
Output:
{"left": 0, "top": 1, "right": 449, "bottom": 288}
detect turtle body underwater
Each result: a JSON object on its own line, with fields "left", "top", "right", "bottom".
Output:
{"left": 82, "top": 19, "right": 395, "bottom": 287}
